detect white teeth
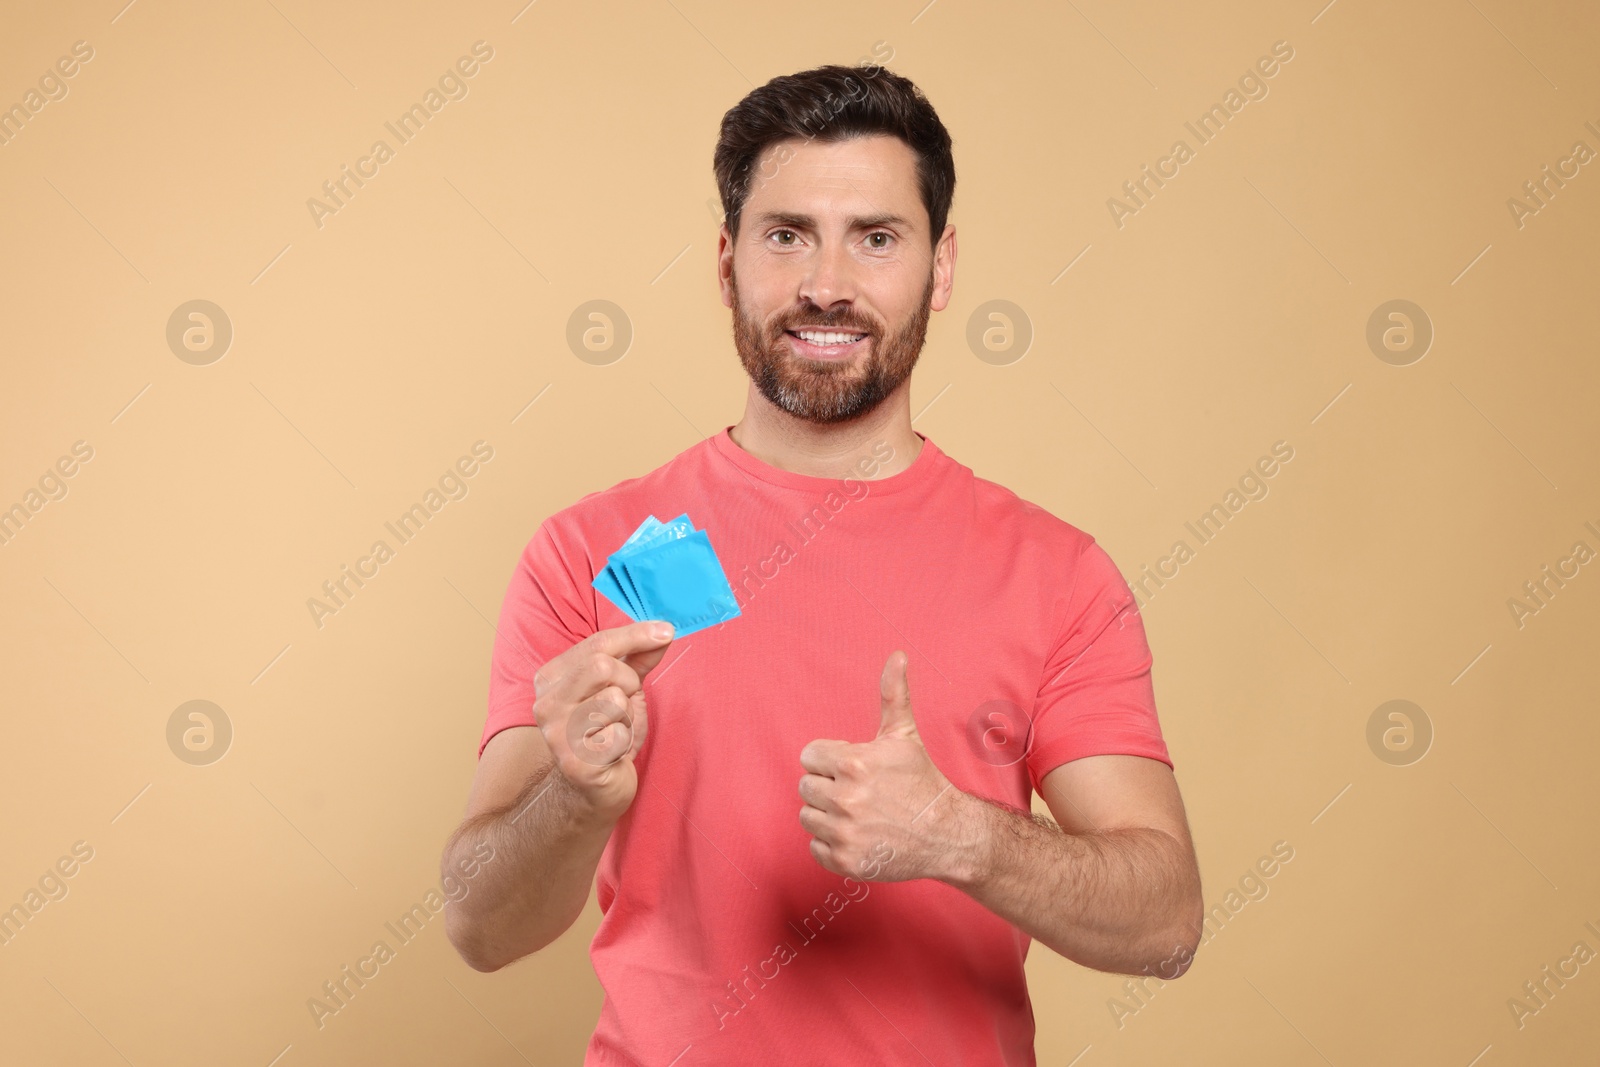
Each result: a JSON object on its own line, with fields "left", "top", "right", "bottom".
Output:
{"left": 793, "top": 330, "right": 866, "bottom": 345}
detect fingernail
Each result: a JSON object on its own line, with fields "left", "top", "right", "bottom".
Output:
{"left": 653, "top": 623, "right": 674, "bottom": 640}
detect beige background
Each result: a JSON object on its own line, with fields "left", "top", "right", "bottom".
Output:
{"left": 2, "top": 0, "right": 1597, "bottom": 1063}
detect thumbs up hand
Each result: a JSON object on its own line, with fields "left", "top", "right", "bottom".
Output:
{"left": 798, "top": 651, "right": 964, "bottom": 883}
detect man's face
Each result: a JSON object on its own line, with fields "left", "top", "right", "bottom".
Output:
{"left": 719, "top": 133, "right": 954, "bottom": 425}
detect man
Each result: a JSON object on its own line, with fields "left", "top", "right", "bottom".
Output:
{"left": 442, "top": 63, "right": 1203, "bottom": 1065}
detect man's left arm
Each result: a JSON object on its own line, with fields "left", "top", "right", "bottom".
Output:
{"left": 931, "top": 752, "right": 1204, "bottom": 976}
{"left": 799, "top": 652, "right": 1204, "bottom": 978}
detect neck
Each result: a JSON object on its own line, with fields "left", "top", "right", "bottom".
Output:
{"left": 728, "top": 381, "right": 924, "bottom": 480}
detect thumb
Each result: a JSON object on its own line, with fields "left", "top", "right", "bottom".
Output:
{"left": 876, "top": 650, "right": 918, "bottom": 740}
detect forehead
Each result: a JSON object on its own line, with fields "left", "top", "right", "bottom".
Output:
{"left": 745, "top": 134, "right": 925, "bottom": 230}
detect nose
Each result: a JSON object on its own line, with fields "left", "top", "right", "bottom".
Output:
{"left": 797, "top": 234, "right": 859, "bottom": 313}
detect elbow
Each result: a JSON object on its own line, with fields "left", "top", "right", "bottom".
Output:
{"left": 1133, "top": 931, "right": 1198, "bottom": 982}
{"left": 444, "top": 903, "right": 557, "bottom": 972}
{"left": 445, "top": 909, "right": 514, "bottom": 973}
{"left": 1145, "top": 893, "right": 1205, "bottom": 980}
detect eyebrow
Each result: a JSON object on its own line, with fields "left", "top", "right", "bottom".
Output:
{"left": 749, "top": 211, "right": 913, "bottom": 232}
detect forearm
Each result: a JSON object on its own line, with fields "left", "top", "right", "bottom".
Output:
{"left": 443, "top": 766, "right": 617, "bottom": 971}
{"left": 935, "top": 791, "right": 1202, "bottom": 975}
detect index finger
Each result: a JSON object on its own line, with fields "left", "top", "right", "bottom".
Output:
{"left": 535, "top": 620, "right": 675, "bottom": 696}
{"left": 799, "top": 739, "right": 850, "bottom": 777}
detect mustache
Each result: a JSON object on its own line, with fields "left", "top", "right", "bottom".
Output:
{"left": 774, "top": 315, "right": 877, "bottom": 336}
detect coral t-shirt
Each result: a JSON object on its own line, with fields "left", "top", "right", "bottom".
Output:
{"left": 480, "top": 427, "right": 1172, "bottom": 1066}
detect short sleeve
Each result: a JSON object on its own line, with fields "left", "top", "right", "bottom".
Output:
{"left": 1024, "top": 538, "right": 1172, "bottom": 791}
{"left": 478, "top": 520, "right": 598, "bottom": 758}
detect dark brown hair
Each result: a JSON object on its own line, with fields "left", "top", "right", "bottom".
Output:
{"left": 713, "top": 63, "right": 955, "bottom": 250}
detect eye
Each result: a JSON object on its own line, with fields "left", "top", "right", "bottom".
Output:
{"left": 770, "top": 229, "right": 798, "bottom": 246}
{"left": 866, "top": 231, "right": 893, "bottom": 249}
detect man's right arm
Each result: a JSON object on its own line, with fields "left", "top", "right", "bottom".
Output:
{"left": 442, "top": 621, "right": 675, "bottom": 972}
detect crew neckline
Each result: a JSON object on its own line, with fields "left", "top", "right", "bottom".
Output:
{"left": 708, "top": 425, "right": 943, "bottom": 496}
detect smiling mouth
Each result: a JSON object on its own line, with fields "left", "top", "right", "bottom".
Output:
{"left": 783, "top": 328, "right": 871, "bottom": 360}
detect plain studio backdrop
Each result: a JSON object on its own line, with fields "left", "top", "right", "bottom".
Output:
{"left": 1, "top": 1, "right": 1597, "bottom": 1064}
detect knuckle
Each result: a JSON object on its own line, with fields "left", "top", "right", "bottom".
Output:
{"left": 615, "top": 663, "right": 642, "bottom": 695}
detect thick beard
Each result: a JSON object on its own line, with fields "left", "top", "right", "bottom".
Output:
{"left": 731, "top": 269, "right": 935, "bottom": 425}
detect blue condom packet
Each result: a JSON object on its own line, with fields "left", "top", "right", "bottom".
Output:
{"left": 595, "top": 514, "right": 670, "bottom": 616}
{"left": 593, "top": 546, "right": 644, "bottom": 619}
{"left": 592, "top": 514, "right": 742, "bottom": 637}
{"left": 620, "top": 513, "right": 693, "bottom": 555}
{"left": 600, "top": 513, "right": 692, "bottom": 616}
{"left": 617, "top": 529, "right": 742, "bottom": 638}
